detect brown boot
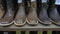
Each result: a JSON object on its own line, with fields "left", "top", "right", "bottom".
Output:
{"left": 27, "top": 0, "right": 38, "bottom": 25}
{"left": 14, "top": 0, "right": 26, "bottom": 26}
{"left": 0, "top": 0, "right": 15, "bottom": 26}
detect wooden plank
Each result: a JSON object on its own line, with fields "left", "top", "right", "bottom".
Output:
{"left": 0, "top": 24, "right": 60, "bottom": 31}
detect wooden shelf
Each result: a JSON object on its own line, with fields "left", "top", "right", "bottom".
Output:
{"left": 0, "top": 23, "right": 60, "bottom": 31}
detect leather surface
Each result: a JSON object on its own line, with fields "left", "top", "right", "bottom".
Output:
{"left": 0, "top": 0, "right": 6, "bottom": 19}
{"left": 0, "top": 0, "right": 15, "bottom": 24}
{"left": 15, "top": 3, "right": 26, "bottom": 24}
{"left": 27, "top": 1, "right": 38, "bottom": 24}
{"left": 38, "top": 3, "right": 51, "bottom": 24}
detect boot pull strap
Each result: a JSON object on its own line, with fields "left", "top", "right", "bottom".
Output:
{"left": 30, "top": 0, "right": 36, "bottom": 8}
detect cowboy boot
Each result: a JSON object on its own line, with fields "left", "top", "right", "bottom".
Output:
{"left": 27, "top": 0, "right": 38, "bottom": 25}
{"left": 14, "top": 0, "right": 26, "bottom": 26}
{"left": 38, "top": 3, "right": 51, "bottom": 25}
{"left": 0, "top": 0, "right": 15, "bottom": 26}
{"left": 38, "top": 0, "right": 51, "bottom": 25}
{"left": 47, "top": 0, "right": 60, "bottom": 26}
{"left": 0, "top": 0, "right": 6, "bottom": 19}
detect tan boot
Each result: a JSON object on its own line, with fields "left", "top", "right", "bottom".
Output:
{"left": 0, "top": 0, "right": 6, "bottom": 19}
{"left": 14, "top": 0, "right": 26, "bottom": 26}
{"left": 27, "top": 0, "right": 38, "bottom": 25}
{"left": 0, "top": 0, "right": 15, "bottom": 26}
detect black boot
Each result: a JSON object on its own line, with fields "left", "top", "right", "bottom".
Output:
{"left": 47, "top": 0, "right": 60, "bottom": 26}
{"left": 37, "top": 0, "right": 51, "bottom": 25}
{"left": 38, "top": 3, "right": 51, "bottom": 25}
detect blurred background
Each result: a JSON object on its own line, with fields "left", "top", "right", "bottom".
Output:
{"left": 0, "top": 31, "right": 60, "bottom": 34}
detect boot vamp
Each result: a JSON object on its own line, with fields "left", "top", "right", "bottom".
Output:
{"left": 50, "top": 8, "right": 60, "bottom": 22}
{"left": 0, "top": 8, "right": 5, "bottom": 19}
{"left": 0, "top": 9, "right": 14, "bottom": 24}
{"left": 15, "top": 6, "right": 26, "bottom": 24}
{"left": 5, "top": 9, "right": 14, "bottom": 18}
{"left": 28, "top": 8, "right": 38, "bottom": 21}
{"left": 39, "top": 8, "right": 50, "bottom": 21}
{"left": 16, "top": 6, "right": 26, "bottom": 19}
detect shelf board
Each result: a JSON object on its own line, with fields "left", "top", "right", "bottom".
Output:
{"left": 0, "top": 23, "right": 60, "bottom": 31}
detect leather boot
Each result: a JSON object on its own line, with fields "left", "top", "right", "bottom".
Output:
{"left": 27, "top": 0, "right": 38, "bottom": 25}
{"left": 38, "top": 4, "right": 51, "bottom": 25}
{"left": 38, "top": 0, "right": 51, "bottom": 25}
{"left": 47, "top": 0, "right": 60, "bottom": 26}
{"left": 14, "top": 0, "right": 26, "bottom": 26}
{"left": 0, "top": 0, "right": 15, "bottom": 26}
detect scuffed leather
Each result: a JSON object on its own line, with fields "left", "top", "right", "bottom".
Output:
{"left": 47, "top": 0, "right": 60, "bottom": 25}
{"left": 27, "top": 1, "right": 38, "bottom": 24}
{"left": 0, "top": 0, "right": 15, "bottom": 24}
{"left": 39, "top": 3, "right": 51, "bottom": 24}
{"left": 15, "top": 3, "right": 26, "bottom": 24}
{"left": 48, "top": 6, "right": 60, "bottom": 25}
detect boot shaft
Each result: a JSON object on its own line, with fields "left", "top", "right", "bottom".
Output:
{"left": 6, "top": 0, "right": 14, "bottom": 10}
{"left": 30, "top": 0, "right": 37, "bottom": 12}
{"left": 30, "top": 0, "right": 36, "bottom": 8}
{"left": 18, "top": 0, "right": 25, "bottom": 8}
{"left": 48, "top": 0, "right": 56, "bottom": 8}
{"left": 0, "top": 0, "right": 7, "bottom": 10}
